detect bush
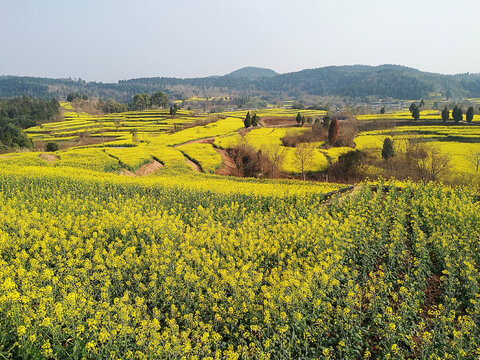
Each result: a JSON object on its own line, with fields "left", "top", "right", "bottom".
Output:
{"left": 328, "top": 150, "right": 369, "bottom": 181}
{"left": 46, "top": 142, "right": 59, "bottom": 152}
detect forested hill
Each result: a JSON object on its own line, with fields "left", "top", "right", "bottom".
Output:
{"left": 226, "top": 67, "right": 278, "bottom": 79}
{"left": 2, "top": 65, "right": 480, "bottom": 101}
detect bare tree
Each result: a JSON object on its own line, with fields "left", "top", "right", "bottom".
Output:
{"left": 263, "top": 144, "right": 285, "bottom": 178}
{"left": 407, "top": 143, "right": 450, "bottom": 182}
{"left": 467, "top": 149, "right": 480, "bottom": 174}
{"left": 294, "top": 143, "right": 316, "bottom": 181}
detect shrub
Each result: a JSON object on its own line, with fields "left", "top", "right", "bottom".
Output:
{"left": 46, "top": 142, "right": 59, "bottom": 152}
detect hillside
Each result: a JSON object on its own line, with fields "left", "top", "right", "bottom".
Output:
{"left": 226, "top": 66, "right": 278, "bottom": 79}
{"left": 2, "top": 65, "right": 480, "bottom": 101}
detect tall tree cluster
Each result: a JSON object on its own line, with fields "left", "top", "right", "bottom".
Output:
{"left": 130, "top": 91, "right": 169, "bottom": 111}
{"left": 0, "top": 96, "right": 60, "bottom": 150}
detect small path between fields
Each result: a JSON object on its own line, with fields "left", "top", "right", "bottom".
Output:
{"left": 172, "top": 137, "right": 215, "bottom": 148}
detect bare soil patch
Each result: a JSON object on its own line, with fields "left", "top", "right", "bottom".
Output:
{"left": 215, "top": 148, "right": 237, "bottom": 176}
{"left": 135, "top": 159, "right": 163, "bottom": 176}
{"left": 259, "top": 116, "right": 298, "bottom": 127}
{"left": 39, "top": 153, "right": 59, "bottom": 162}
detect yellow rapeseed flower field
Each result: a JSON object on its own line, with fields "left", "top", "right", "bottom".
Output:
{"left": 0, "top": 164, "right": 479, "bottom": 359}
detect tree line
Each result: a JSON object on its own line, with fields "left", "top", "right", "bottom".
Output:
{"left": 5, "top": 65, "right": 480, "bottom": 102}
{"left": 0, "top": 96, "right": 60, "bottom": 150}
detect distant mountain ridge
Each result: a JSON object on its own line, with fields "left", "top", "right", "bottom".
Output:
{"left": 1, "top": 65, "right": 480, "bottom": 101}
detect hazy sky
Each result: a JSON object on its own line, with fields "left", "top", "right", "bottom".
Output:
{"left": 1, "top": 0, "right": 479, "bottom": 82}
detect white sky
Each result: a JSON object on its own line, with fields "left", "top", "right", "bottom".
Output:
{"left": 1, "top": 0, "right": 479, "bottom": 82}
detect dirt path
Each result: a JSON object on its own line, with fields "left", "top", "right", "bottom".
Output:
{"left": 173, "top": 137, "right": 215, "bottom": 148}
{"left": 134, "top": 159, "right": 164, "bottom": 176}
{"left": 215, "top": 148, "right": 236, "bottom": 176}
{"left": 39, "top": 153, "right": 59, "bottom": 162}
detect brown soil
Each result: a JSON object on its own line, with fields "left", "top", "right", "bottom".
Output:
{"left": 215, "top": 148, "right": 237, "bottom": 176}
{"left": 185, "top": 158, "right": 202, "bottom": 172}
{"left": 423, "top": 274, "right": 442, "bottom": 311}
{"left": 134, "top": 159, "right": 164, "bottom": 176}
{"left": 39, "top": 153, "right": 59, "bottom": 162}
{"left": 119, "top": 169, "right": 135, "bottom": 176}
{"left": 259, "top": 116, "right": 298, "bottom": 127}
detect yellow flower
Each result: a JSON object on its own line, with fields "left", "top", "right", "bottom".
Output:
{"left": 17, "top": 326, "right": 26, "bottom": 336}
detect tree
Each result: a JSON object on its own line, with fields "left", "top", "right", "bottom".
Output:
{"left": 381, "top": 137, "right": 395, "bottom": 160}
{"left": 407, "top": 142, "right": 450, "bottom": 182}
{"left": 132, "top": 94, "right": 150, "bottom": 110}
{"left": 263, "top": 143, "right": 285, "bottom": 178}
{"left": 244, "top": 111, "right": 251, "bottom": 128}
{"left": 411, "top": 105, "right": 420, "bottom": 120}
{"left": 322, "top": 115, "right": 331, "bottom": 129}
{"left": 419, "top": 99, "right": 425, "bottom": 108}
{"left": 301, "top": 115, "right": 306, "bottom": 126}
{"left": 151, "top": 91, "right": 169, "bottom": 108}
{"left": 441, "top": 105, "right": 449, "bottom": 122}
{"left": 296, "top": 112, "right": 302, "bottom": 125}
{"left": 294, "top": 142, "right": 316, "bottom": 180}
{"left": 251, "top": 113, "right": 259, "bottom": 127}
{"left": 169, "top": 104, "right": 178, "bottom": 116}
{"left": 380, "top": 107, "right": 385, "bottom": 114}
{"left": 328, "top": 118, "right": 339, "bottom": 146}
{"left": 467, "top": 149, "right": 480, "bottom": 173}
{"left": 409, "top": 102, "right": 417, "bottom": 114}
{"left": 466, "top": 106, "right": 474, "bottom": 122}
{"left": 306, "top": 117, "right": 313, "bottom": 124}
{"left": 452, "top": 105, "right": 463, "bottom": 122}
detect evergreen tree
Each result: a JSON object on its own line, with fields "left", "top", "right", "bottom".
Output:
{"left": 251, "top": 113, "right": 259, "bottom": 127}
{"left": 452, "top": 105, "right": 458, "bottom": 121}
{"left": 441, "top": 105, "right": 449, "bottom": 122}
{"left": 169, "top": 104, "right": 178, "bottom": 116}
{"left": 452, "top": 105, "right": 463, "bottom": 122}
{"left": 381, "top": 138, "right": 395, "bottom": 160}
{"left": 380, "top": 107, "right": 385, "bottom": 114}
{"left": 466, "top": 106, "right": 474, "bottom": 122}
{"left": 409, "top": 102, "right": 417, "bottom": 114}
{"left": 296, "top": 112, "right": 302, "bottom": 125}
{"left": 411, "top": 105, "right": 420, "bottom": 120}
{"left": 244, "top": 111, "right": 251, "bottom": 128}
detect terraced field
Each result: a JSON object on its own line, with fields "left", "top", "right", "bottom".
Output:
{"left": 354, "top": 125, "right": 480, "bottom": 173}
{"left": 5, "top": 103, "right": 480, "bottom": 177}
